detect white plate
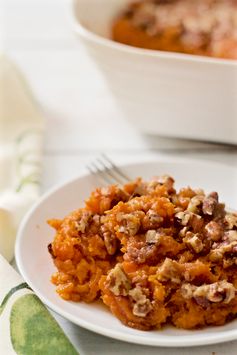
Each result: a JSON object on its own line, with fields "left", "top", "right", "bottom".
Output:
{"left": 16, "top": 157, "right": 237, "bottom": 347}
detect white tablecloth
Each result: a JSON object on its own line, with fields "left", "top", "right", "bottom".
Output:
{"left": 4, "top": 0, "right": 237, "bottom": 353}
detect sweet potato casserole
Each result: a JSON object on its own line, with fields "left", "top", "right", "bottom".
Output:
{"left": 112, "top": 0, "right": 237, "bottom": 60}
{"left": 48, "top": 176, "right": 237, "bottom": 330}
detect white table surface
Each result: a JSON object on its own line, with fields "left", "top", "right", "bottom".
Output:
{"left": 4, "top": 0, "right": 237, "bottom": 354}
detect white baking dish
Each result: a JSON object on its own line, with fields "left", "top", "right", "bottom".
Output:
{"left": 72, "top": 0, "right": 237, "bottom": 144}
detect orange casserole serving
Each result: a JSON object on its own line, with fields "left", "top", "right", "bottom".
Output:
{"left": 48, "top": 176, "right": 237, "bottom": 330}
{"left": 112, "top": 0, "right": 237, "bottom": 60}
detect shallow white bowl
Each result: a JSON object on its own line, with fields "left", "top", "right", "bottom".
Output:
{"left": 16, "top": 157, "right": 237, "bottom": 347}
{"left": 72, "top": 0, "right": 237, "bottom": 145}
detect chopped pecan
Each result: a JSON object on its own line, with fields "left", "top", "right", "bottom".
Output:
{"left": 100, "top": 186, "right": 111, "bottom": 196}
{"left": 157, "top": 258, "right": 181, "bottom": 284}
{"left": 187, "top": 195, "right": 203, "bottom": 213}
{"left": 117, "top": 211, "right": 144, "bottom": 236}
{"left": 147, "top": 210, "right": 164, "bottom": 224}
{"left": 223, "top": 257, "right": 237, "bottom": 269}
{"left": 222, "top": 282, "right": 236, "bottom": 303}
{"left": 129, "top": 286, "right": 152, "bottom": 317}
{"left": 181, "top": 283, "right": 197, "bottom": 299}
{"left": 174, "top": 206, "right": 183, "bottom": 213}
{"left": 156, "top": 175, "right": 175, "bottom": 191}
{"left": 156, "top": 174, "right": 174, "bottom": 185}
{"left": 178, "top": 187, "right": 196, "bottom": 199}
{"left": 102, "top": 230, "right": 118, "bottom": 255}
{"left": 224, "top": 230, "right": 237, "bottom": 242}
{"left": 181, "top": 281, "right": 236, "bottom": 305}
{"left": 175, "top": 211, "right": 191, "bottom": 226}
{"left": 142, "top": 209, "right": 164, "bottom": 230}
{"left": 225, "top": 213, "right": 237, "bottom": 230}
{"left": 190, "top": 214, "right": 204, "bottom": 233}
{"left": 145, "top": 230, "right": 161, "bottom": 244}
{"left": 194, "top": 188, "right": 205, "bottom": 196}
{"left": 133, "top": 301, "right": 152, "bottom": 318}
{"left": 132, "top": 183, "right": 148, "bottom": 197}
{"left": 184, "top": 232, "right": 203, "bottom": 253}
{"left": 202, "top": 192, "right": 218, "bottom": 215}
{"left": 213, "top": 203, "right": 226, "bottom": 220}
{"left": 179, "top": 226, "right": 189, "bottom": 238}
{"left": 129, "top": 285, "right": 148, "bottom": 302}
{"left": 198, "top": 281, "right": 236, "bottom": 304}
{"left": 92, "top": 214, "right": 100, "bottom": 225}
{"left": 107, "top": 264, "right": 131, "bottom": 296}
{"left": 132, "top": 271, "right": 149, "bottom": 289}
{"left": 132, "top": 2, "right": 156, "bottom": 31}
{"left": 205, "top": 221, "right": 223, "bottom": 241}
{"left": 194, "top": 283, "right": 222, "bottom": 302}
{"left": 176, "top": 211, "right": 203, "bottom": 233}
{"left": 75, "top": 211, "right": 92, "bottom": 233}
{"left": 125, "top": 242, "right": 158, "bottom": 264}
{"left": 194, "top": 296, "right": 210, "bottom": 308}
{"left": 210, "top": 231, "right": 237, "bottom": 261}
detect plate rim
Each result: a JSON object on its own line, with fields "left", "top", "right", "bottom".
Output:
{"left": 15, "top": 156, "right": 237, "bottom": 347}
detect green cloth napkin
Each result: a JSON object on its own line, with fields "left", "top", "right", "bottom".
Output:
{"left": 0, "top": 56, "right": 78, "bottom": 354}
{"left": 0, "top": 254, "right": 78, "bottom": 355}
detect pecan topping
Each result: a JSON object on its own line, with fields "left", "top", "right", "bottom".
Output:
{"left": 125, "top": 242, "right": 159, "bottom": 264}
{"left": 118, "top": 0, "right": 237, "bottom": 60}
{"left": 132, "top": 183, "right": 148, "bottom": 197}
{"left": 75, "top": 211, "right": 92, "bottom": 233}
{"left": 225, "top": 213, "right": 237, "bottom": 230}
{"left": 145, "top": 230, "right": 161, "bottom": 244}
{"left": 92, "top": 214, "right": 100, "bottom": 225}
{"left": 181, "top": 283, "right": 197, "bottom": 299}
{"left": 179, "top": 226, "right": 189, "bottom": 238}
{"left": 202, "top": 192, "right": 218, "bottom": 215}
{"left": 157, "top": 258, "right": 181, "bottom": 283}
{"left": 156, "top": 175, "right": 175, "bottom": 191}
{"left": 142, "top": 209, "right": 164, "bottom": 229}
{"left": 184, "top": 232, "right": 203, "bottom": 253}
{"left": 175, "top": 211, "right": 191, "bottom": 226}
{"left": 175, "top": 211, "right": 203, "bottom": 232}
{"left": 102, "top": 230, "right": 118, "bottom": 255}
{"left": 132, "top": 3, "right": 156, "bottom": 31}
{"left": 190, "top": 214, "right": 204, "bottom": 233}
{"left": 223, "top": 257, "right": 237, "bottom": 269}
{"left": 107, "top": 264, "right": 131, "bottom": 296}
{"left": 224, "top": 230, "right": 237, "bottom": 242}
{"left": 210, "top": 231, "right": 237, "bottom": 261}
{"left": 181, "top": 281, "right": 236, "bottom": 305}
{"left": 100, "top": 187, "right": 111, "bottom": 196}
{"left": 117, "top": 211, "right": 144, "bottom": 236}
{"left": 205, "top": 221, "right": 223, "bottom": 241}
{"left": 129, "top": 286, "right": 152, "bottom": 317}
{"left": 187, "top": 196, "right": 203, "bottom": 213}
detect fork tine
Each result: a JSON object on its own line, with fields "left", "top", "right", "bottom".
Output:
{"left": 87, "top": 154, "right": 131, "bottom": 186}
{"left": 101, "top": 154, "right": 131, "bottom": 182}
{"left": 87, "top": 162, "right": 113, "bottom": 185}
{"left": 96, "top": 157, "right": 125, "bottom": 185}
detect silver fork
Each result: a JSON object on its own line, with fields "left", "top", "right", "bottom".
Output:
{"left": 87, "top": 154, "right": 131, "bottom": 185}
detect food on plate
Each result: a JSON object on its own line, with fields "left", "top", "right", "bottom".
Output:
{"left": 112, "top": 0, "right": 237, "bottom": 60}
{"left": 48, "top": 176, "right": 237, "bottom": 330}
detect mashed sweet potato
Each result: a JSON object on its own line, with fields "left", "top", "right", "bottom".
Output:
{"left": 112, "top": 0, "right": 237, "bottom": 60}
{"left": 48, "top": 176, "right": 237, "bottom": 330}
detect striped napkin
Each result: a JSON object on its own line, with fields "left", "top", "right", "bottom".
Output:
{"left": 0, "top": 55, "right": 44, "bottom": 262}
{"left": 0, "top": 56, "right": 78, "bottom": 354}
